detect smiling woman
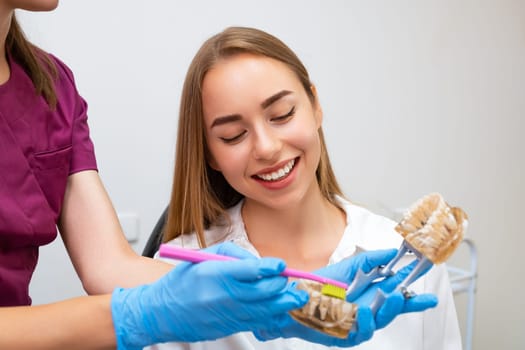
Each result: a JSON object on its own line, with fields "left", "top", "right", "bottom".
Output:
{"left": 164, "top": 28, "right": 339, "bottom": 246}
{"left": 203, "top": 53, "right": 323, "bottom": 205}
{"left": 154, "top": 26, "right": 461, "bottom": 350}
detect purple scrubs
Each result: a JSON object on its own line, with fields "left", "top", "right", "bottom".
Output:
{"left": 0, "top": 53, "right": 97, "bottom": 306}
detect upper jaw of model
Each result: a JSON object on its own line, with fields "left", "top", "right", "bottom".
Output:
{"left": 256, "top": 158, "right": 295, "bottom": 181}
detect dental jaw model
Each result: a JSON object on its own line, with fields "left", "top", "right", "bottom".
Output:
{"left": 274, "top": 193, "right": 468, "bottom": 338}
{"left": 379, "top": 192, "right": 468, "bottom": 298}
{"left": 340, "top": 192, "right": 468, "bottom": 335}
{"left": 289, "top": 280, "right": 358, "bottom": 338}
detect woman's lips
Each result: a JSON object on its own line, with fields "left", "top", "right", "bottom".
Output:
{"left": 254, "top": 158, "right": 296, "bottom": 182}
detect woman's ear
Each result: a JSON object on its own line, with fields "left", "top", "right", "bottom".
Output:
{"left": 310, "top": 85, "right": 323, "bottom": 128}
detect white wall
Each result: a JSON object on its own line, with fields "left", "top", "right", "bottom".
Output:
{"left": 19, "top": 1, "right": 524, "bottom": 349}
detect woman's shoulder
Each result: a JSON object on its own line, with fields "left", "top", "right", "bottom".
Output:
{"left": 337, "top": 196, "right": 403, "bottom": 249}
{"left": 158, "top": 202, "right": 246, "bottom": 260}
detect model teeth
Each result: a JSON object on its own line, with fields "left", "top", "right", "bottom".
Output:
{"left": 256, "top": 159, "right": 295, "bottom": 181}
{"left": 289, "top": 279, "right": 358, "bottom": 339}
{"left": 394, "top": 193, "right": 468, "bottom": 264}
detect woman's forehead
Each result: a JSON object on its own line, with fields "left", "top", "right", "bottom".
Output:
{"left": 203, "top": 54, "right": 300, "bottom": 98}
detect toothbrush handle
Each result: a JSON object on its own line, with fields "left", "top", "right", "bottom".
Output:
{"left": 159, "top": 244, "right": 235, "bottom": 263}
{"left": 158, "top": 244, "right": 348, "bottom": 289}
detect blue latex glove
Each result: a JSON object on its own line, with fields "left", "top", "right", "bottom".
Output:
{"left": 254, "top": 286, "right": 377, "bottom": 346}
{"left": 254, "top": 249, "right": 396, "bottom": 346}
{"left": 309, "top": 249, "right": 437, "bottom": 324}
{"left": 353, "top": 258, "right": 438, "bottom": 329}
{"left": 254, "top": 249, "right": 437, "bottom": 346}
{"left": 111, "top": 242, "right": 308, "bottom": 349}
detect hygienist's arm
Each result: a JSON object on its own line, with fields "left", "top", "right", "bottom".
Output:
{"left": 0, "top": 294, "right": 116, "bottom": 350}
{"left": 58, "top": 170, "right": 171, "bottom": 294}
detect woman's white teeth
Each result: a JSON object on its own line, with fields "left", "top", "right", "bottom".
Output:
{"left": 257, "top": 159, "right": 295, "bottom": 181}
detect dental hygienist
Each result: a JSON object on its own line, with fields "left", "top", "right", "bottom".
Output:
{"left": 0, "top": 1, "right": 436, "bottom": 349}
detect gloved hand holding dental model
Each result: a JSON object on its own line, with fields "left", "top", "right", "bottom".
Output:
{"left": 253, "top": 249, "right": 438, "bottom": 347}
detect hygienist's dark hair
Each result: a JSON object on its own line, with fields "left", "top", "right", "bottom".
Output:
{"left": 6, "top": 14, "right": 58, "bottom": 108}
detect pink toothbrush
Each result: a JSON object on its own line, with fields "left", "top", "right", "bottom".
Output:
{"left": 158, "top": 244, "right": 348, "bottom": 289}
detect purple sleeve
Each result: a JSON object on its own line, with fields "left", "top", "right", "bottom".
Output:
{"left": 69, "top": 93, "right": 98, "bottom": 174}
{"left": 51, "top": 55, "right": 98, "bottom": 174}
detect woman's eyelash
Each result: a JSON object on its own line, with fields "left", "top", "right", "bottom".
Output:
{"left": 220, "top": 131, "right": 246, "bottom": 143}
{"left": 219, "top": 106, "right": 295, "bottom": 143}
{"left": 273, "top": 106, "right": 296, "bottom": 121}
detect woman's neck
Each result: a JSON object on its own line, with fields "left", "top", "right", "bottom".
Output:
{"left": 241, "top": 189, "right": 346, "bottom": 271}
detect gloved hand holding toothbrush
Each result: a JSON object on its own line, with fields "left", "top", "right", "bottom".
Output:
{"left": 110, "top": 242, "right": 308, "bottom": 350}
{"left": 116, "top": 242, "right": 436, "bottom": 349}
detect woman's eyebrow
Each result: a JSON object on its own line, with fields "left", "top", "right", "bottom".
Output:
{"left": 261, "top": 90, "right": 292, "bottom": 109}
{"left": 211, "top": 114, "right": 242, "bottom": 128}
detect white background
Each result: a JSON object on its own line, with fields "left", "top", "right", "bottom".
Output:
{"left": 18, "top": 1, "right": 524, "bottom": 349}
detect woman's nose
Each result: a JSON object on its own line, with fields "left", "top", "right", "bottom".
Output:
{"left": 252, "top": 125, "right": 281, "bottom": 161}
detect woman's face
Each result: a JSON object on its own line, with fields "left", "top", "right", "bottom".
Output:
{"left": 202, "top": 53, "right": 323, "bottom": 209}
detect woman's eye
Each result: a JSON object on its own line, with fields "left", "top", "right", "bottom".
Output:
{"left": 220, "top": 131, "right": 246, "bottom": 143}
{"left": 272, "top": 106, "right": 296, "bottom": 122}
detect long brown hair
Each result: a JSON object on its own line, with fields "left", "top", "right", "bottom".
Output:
{"left": 5, "top": 14, "right": 57, "bottom": 107}
{"left": 164, "top": 27, "right": 343, "bottom": 246}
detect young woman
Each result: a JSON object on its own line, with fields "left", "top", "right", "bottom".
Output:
{"left": 154, "top": 26, "right": 461, "bottom": 349}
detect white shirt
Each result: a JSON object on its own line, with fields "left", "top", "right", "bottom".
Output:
{"left": 149, "top": 197, "right": 462, "bottom": 350}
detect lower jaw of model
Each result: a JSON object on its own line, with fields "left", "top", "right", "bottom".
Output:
{"left": 289, "top": 279, "right": 357, "bottom": 339}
